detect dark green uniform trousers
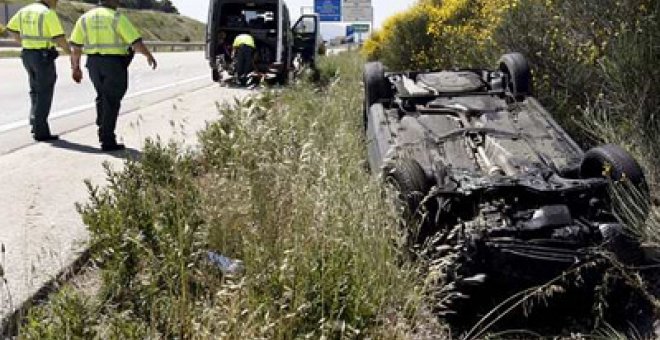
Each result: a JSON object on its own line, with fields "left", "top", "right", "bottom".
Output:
{"left": 87, "top": 55, "right": 129, "bottom": 146}
{"left": 234, "top": 44, "right": 254, "bottom": 86}
{"left": 21, "top": 49, "right": 58, "bottom": 138}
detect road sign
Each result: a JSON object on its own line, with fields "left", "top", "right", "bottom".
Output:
{"left": 314, "top": 0, "right": 341, "bottom": 22}
{"left": 345, "top": 25, "right": 355, "bottom": 43}
{"left": 342, "top": 0, "right": 372, "bottom": 22}
{"left": 343, "top": 0, "right": 371, "bottom": 6}
{"left": 343, "top": 6, "right": 372, "bottom": 22}
{"left": 346, "top": 25, "right": 355, "bottom": 37}
{"left": 351, "top": 23, "right": 370, "bottom": 33}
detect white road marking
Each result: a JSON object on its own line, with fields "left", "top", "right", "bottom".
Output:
{"left": 0, "top": 74, "right": 208, "bottom": 133}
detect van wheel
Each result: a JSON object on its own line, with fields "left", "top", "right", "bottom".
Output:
{"left": 276, "top": 71, "right": 289, "bottom": 85}
{"left": 499, "top": 53, "right": 532, "bottom": 99}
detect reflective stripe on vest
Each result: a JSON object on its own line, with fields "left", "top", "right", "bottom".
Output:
{"left": 19, "top": 9, "right": 50, "bottom": 42}
{"left": 81, "top": 11, "right": 127, "bottom": 51}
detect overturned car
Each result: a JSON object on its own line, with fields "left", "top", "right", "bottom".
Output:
{"left": 363, "top": 53, "right": 654, "bottom": 334}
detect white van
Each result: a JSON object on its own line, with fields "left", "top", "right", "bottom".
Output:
{"left": 206, "top": 0, "right": 320, "bottom": 84}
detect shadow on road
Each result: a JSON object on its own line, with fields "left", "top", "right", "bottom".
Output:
{"left": 47, "top": 139, "right": 141, "bottom": 160}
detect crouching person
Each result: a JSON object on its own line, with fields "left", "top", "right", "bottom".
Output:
{"left": 232, "top": 33, "right": 255, "bottom": 86}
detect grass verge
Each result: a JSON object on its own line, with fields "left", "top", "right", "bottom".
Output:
{"left": 1, "top": 0, "right": 205, "bottom": 42}
{"left": 0, "top": 50, "right": 20, "bottom": 58}
{"left": 17, "top": 52, "right": 443, "bottom": 339}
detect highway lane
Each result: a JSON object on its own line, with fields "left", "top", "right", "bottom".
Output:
{"left": 0, "top": 51, "right": 211, "bottom": 131}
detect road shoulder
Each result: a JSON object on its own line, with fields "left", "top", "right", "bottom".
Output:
{"left": 0, "top": 84, "right": 250, "bottom": 323}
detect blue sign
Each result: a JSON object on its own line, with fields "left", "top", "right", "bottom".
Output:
{"left": 346, "top": 25, "right": 355, "bottom": 37}
{"left": 314, "top": 0, "right": 341, "bottom": 22}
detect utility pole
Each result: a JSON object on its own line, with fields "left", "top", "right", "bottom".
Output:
{"left": 3, "top": 0, "right": 9, "bottom": 26}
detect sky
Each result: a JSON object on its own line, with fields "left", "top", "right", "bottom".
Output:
{"left": 169, "top": 0, "right": 417, "bottom": 38}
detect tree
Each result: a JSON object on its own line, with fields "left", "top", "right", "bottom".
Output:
{"left": 71, "top": 0, "right": 179, "bottom": 14}
{"left": 155, "top": 0, "right": 178, "bottom": 14}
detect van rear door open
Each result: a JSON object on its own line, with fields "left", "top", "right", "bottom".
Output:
{"left": 206, "top": 0, "right": 318, "bottom": 83}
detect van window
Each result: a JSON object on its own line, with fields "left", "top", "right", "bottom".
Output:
{"left": 294, "top": 16, "right": 316, "bottom": 34}
{"left": 244, "top": 10, "right": 276, "bottom": 29}
{"left": 220, "top": 3, "right": 278, "bottom": 30}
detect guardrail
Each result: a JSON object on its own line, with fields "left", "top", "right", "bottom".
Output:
{"left": 0, "top": 38, "right": 205, "bottom": 52}
{"left": 146, "top": 41, "right": 205, "bottom": 52}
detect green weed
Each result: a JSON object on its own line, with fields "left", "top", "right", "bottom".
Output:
{"left": 18, "top": 52, "right": 439, "bottom": 339}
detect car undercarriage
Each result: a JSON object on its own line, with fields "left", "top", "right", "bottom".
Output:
{"left": 363, "top": 53, "right": 656, "bottom": 336}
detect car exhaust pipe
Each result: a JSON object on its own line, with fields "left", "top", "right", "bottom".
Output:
{"left": 450, "top": 103, "right": 506, "bottom": 177}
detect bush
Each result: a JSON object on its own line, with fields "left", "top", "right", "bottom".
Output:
{"left": 20, "top": 53, "right": 442, "bottom": 339}
{"left": 363, "top": 5, "right": 435, "bottom": 70}
{"left": 363, "top": 0, "right": 517, "bottom": 69}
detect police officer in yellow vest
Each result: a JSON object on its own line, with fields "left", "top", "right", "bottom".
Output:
{"left": 6, "top": 0, "right": 71, "bottom": 141}
{"left": 69, "top": 0, "right": 157, "bottom": 151}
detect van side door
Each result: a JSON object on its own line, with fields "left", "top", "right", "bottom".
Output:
{"left": 292, "top": 14, "right": 320, "bottom": 66}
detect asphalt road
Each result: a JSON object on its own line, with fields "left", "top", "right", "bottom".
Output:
{"left": 0, "top": 51, "right": 210, "bottom": 132}
{"left": 0, "top": 67, "right": 250, "bottom": 327}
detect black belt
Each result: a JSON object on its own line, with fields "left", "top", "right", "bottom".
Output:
{"left": 22, "top": 48, "right": 56, "bottom": 51}
{"left": 87, "top": 54, "right": 130, "bottom": 57}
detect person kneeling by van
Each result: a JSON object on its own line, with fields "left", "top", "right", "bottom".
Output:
{"left": 232, "top": 33, "right": 256, "bottom": 86}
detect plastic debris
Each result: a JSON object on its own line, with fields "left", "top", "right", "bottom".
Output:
{"left": 207, "top": 251, "right": 244, "bottom": 275}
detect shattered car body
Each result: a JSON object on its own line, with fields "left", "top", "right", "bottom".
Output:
{"left": 363, "top": 53, "right": 653, "bottom": 333}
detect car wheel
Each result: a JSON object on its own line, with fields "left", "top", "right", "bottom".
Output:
{"left": 581, "top": 144, "right": 649, "bottom": 219}
{"left": 276, "top": 70, "right": 289, "bottom": 85}
{"left": 212, "top": 69, "right": 220, "bottom": 82}
{"left": 498, "top": 52, "right": 532, "bottom": 99}
{"left": 580, "top": 144, "right": 646, "bottom": 188}
{"left": 364, "top": 62, "right": 389, "bottom": 129}
{"left": 385, "top": 158, "right": 431, "bottom": 238}
{"left": 364, "top": 61, "right": 388, "bottom": 107}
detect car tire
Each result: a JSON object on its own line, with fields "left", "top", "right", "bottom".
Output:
{"left": 385, "top": 158, "right": 431, "bottom": 235}
{"left": 498, "top": 52, "right": 532, "bottom": 99}
{"left": 364, "top": 61, "right": 388, "bottom": 107}
{"left": 212, "top": 69, "right": 220, "bottom": 82}
{"left": 581, "top": 144, "right": 650, "bottom": 220}
{"left": 580, "top": 144, "right": 646, "bottom": 187}
{"left": 364, "top": 62, "right": 391, "bottom": 131}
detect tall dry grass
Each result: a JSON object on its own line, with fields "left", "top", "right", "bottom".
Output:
{"left": 18, "top": 53, "right": 444, "bottom": 339}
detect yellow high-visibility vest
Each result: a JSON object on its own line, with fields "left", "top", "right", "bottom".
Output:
{"left": 233, "top": 34, "right": 255, "bottom": 49}
{"left": 6, "top": 2, "right": 65, "bottom": 49}
{"left": 70, "top": 7, "right": 141, "bottom": 56}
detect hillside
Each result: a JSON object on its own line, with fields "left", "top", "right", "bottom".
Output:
{"left": 2, "top": 0, "right": 205, "bottom": 41}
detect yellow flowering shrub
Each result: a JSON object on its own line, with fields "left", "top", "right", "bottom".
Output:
{"left": 363, "top": 4, "right": 436, "bottom": 70}
{"left": 364, "top": 0, "right": 518, "bottom": 69}
{"left": 494, "top": 0, "right": 655, "bottom": 132}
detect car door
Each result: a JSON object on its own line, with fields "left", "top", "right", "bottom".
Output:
{"left": 291, "top": 14, "right": 320, "bottom": 66}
